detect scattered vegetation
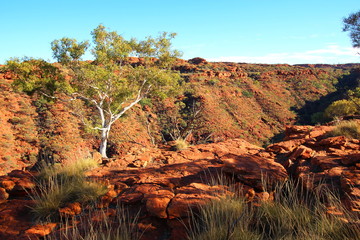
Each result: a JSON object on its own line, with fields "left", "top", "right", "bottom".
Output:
{"left": 324, "top": 98, "right": 360, "bottom": 119}
{"left": 30, "top": 158, "right": 107, "bottom": 220}
{"left": 44, "top": 204, "right": 141, "bottom": 240}
{"left": 188, "top": 180, "right": 359, "bottom": 240}
{"left": 328, "top": 120, "right": 360, "bottom": 139}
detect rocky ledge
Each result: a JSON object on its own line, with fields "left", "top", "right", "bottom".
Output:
{"left": 0, "top": 125, "right": 359, "bottom": 239}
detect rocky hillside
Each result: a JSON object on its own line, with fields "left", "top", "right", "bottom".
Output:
{"left": 0, "top": 124, "right": 359, "bottom": 239}
{"left": 0, "top": 59, "right": 359, "bottom": 175}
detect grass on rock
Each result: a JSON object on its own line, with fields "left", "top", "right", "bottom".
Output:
{"left": 188, "top": 179, "right": 360, "bottom": 240}
{"left": 329, "top": 120, "right": 360, "bottom": 139}
{"left": 30, "top": 158, "right": 107, "bottom": 220}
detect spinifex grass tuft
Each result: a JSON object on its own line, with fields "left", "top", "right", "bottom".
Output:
{"left": 44, "top": 203, "right": 141, "bottom": 240}
{"left": 172, "top": 138, "right": 190, "bottom": 151}
{"left": 188, "top": 179, "right": 360, "bottom": 240}
{"left": 30, "top": 158, "right": 107, "bottom": 220}
{"left": 329, "top": 120, "right": 360, "bottom": 139}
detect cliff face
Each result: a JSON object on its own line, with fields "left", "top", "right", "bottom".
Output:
{"left": 0, "top": 60, "right": 358, "bottom": 174}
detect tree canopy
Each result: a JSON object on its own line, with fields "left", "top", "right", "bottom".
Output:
{"left": 343, "top": 10, "right": 360, "bottom": 48}
{"left": 7, "top": 24, "right": 183, "bottom": 158}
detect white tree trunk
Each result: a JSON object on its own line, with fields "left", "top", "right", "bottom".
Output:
{"left": 99, "top": 127, "right": 110, "bottom": 158}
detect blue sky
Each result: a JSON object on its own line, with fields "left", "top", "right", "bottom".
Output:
{"left": 1, "top": 0, "right": 359, "bottom": 64}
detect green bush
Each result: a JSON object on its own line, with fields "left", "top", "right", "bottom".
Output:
{"left": 324, "top": 99, "right": 360, "bottom": 119}
{"left": 242, "top": 90, "right": 253, "bottom": 98}
{"left": 207, "top": 78, "right": 220, "bottom": 86}
{"left": 139, "top": 97, "right": 153, "bottom": 108}
{"left": 328, "top": 120, "right": 360, "bottom": 139}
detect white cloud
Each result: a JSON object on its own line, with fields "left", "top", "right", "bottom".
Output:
{"left": 207, "top": 45, "right": 360, "bottom": 64}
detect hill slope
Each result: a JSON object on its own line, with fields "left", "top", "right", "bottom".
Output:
{"left": 0, "top": 59, "right": 359, "bottom": 174}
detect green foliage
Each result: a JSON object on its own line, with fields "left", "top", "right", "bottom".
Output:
{"left": 324, "top": 98, "right": 360, "bottom": 119}
{"left": 311, "top": 112, "right": 328, "bottom": 124}
{"left": 158, "top": 93, "right": 205, "bottom": 142}
{"left": 7, "top": 24, "right": 183, "bottom": 158}
{"left": 343, "top": 10, "right": 360, "bottom": 48}
{"left": 139, "top": 97, "right": 153, "bottom": 108}
{"left": 51, "top": 38, "right": 89, "bottom": 64}
{"left": 31, "top": 158, "right": 106, "bottom": 220}
{"left": 188, "top": 180, "right": 359, "bottom": 240}
{"left": 242, "top": 90, "right": 254, "bottom": 98}
{"left": 6, "top": 58, "right": 68, "bottom": 97}
{"left": 328, "top": 120, "right": 360, "bottom": 139}
{"left": 8, "top": 116, "right": 27, "bottom": 125}
{"left": 207, "top": 78, "right": 220, "bottom": 86}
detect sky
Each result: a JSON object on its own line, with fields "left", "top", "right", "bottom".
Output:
{"left": 1, "top": 0, "right": 359, "bottom": 65}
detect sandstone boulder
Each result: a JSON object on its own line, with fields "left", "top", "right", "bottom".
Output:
{"left": 222, "top": 154, "right": 288, "bottom": 191}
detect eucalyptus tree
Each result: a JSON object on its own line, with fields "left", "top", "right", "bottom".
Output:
{"left": 343, "top": 10, "right": 360, "bottom": 49}
{"left": 9, "top": 25, "right": 182, "bottom": 158}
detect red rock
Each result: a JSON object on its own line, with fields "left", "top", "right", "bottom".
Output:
{"left": 266, "top": 139, "right": 305, "bottom": 153}
{"left": 222, "top": 154, "right": 288, "bottom": 191}
{"left": 0, "top": 180, "right": 15, "bottom": 192}
{"left": 145, "top": 189, "right": 174, "bottom": 218}
{"left": 310, "top": 156, "right": 342, "bottom": 170}
{"left": 117, "top": 190, "right": 144, "bottom": 204}
{"left": 105, "top": 189, "right": 118, "bottom": 198}
{"left": 13, "top": 179, "right": 35, "bottom": 191}
{"left": 188, "top": 57, "right": 207, "bottom": 65}
{"left": 97, "top": 195, "right": 114, "bottom": 208}
{"left": 284, "top": 125, "right": 312, "bottom": 140}
{"left": 92, "top": 151, "right": 103, "bottom": 164}
{"left": 216, "top": 71, "right": 232, "bottom": 79}
{"left": 168, "top": 218, "right": 189, "bottom": 240}
{"left": 180, "top": 149, "right": 215, "bottom": 161}
{"left": 7, "top": 170, "right": 32, "bottom": 178}
{"left": 319, "top": 136, "right": 347, "bottom": 148}
{"left": 167, "top": 183, "right": 228, "bottom": 219}
{"left": 309, "top": 126, "right": 334, "bottom": 139}
{"left": 326, "top": 167, "right": 346, "bottom": 177}
{"left": 0, "top": 199, "right": 34, "bottom": 239}
{"left": 24, "top": 222, "right": 57, "bottom": 238}
{"left": 58, "top": 202, "right": 82, "bottom": 217}
{"left": 289, "top": 145, "right": 314, "bottom": 160}
{"left": 341, "top": 154, "right": 360, "bottom": 165}
{"left": 0, "top": 187, "right": 9, "bottom": 202}
{"left": 255, "top": 191, "right": 270, "bottom": 202}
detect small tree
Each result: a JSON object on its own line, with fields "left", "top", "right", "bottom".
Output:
{"left": 343, "top": 10, "right": 360, "bottom": 48}
{"left": 8, "top": 25, "right": 182, "bottom": 158}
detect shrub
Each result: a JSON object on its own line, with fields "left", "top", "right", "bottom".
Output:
{"left": 31, "top": 158, "right": 107, "bottom": 220}
{"left": 324, "top": 99, "right": 360, "bottom": 119}
{"left": 139, "top": 97, "right": 153, "bottom": 108}
{"left": 311, "top": 112, "right": 328, "bottom": 124}
{"left": 241, "top": 90, "right": 253, "bottom": 98}
{"left": 172, "top": 138, "right": 189, "bottom": 151}
{"left": 328, "top": 120, "right": 360, "bottom": 139}
{"left": 9, "top": 116, "right": 27, "bottom": 125}
{"left": 188, "top": 180, "right": 359, "bottom": 240}
{"left": 207, "top": 78, "right": 220, "bottom": 86}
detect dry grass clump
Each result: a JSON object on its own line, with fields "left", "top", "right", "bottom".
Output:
{"left": 188, "top": 180, "right": 360, "bottom": 240}
{"left": 30, "top": 158, "right": 107, "bottom": 220}
{"left": 172, "top": 138, "right": 190, "bottom": 151}
{"left": 44, "top": 204, "right": 141, "bottom": 240}
{"left": 329, "top": 120, "right": 360, "bottom": 139}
